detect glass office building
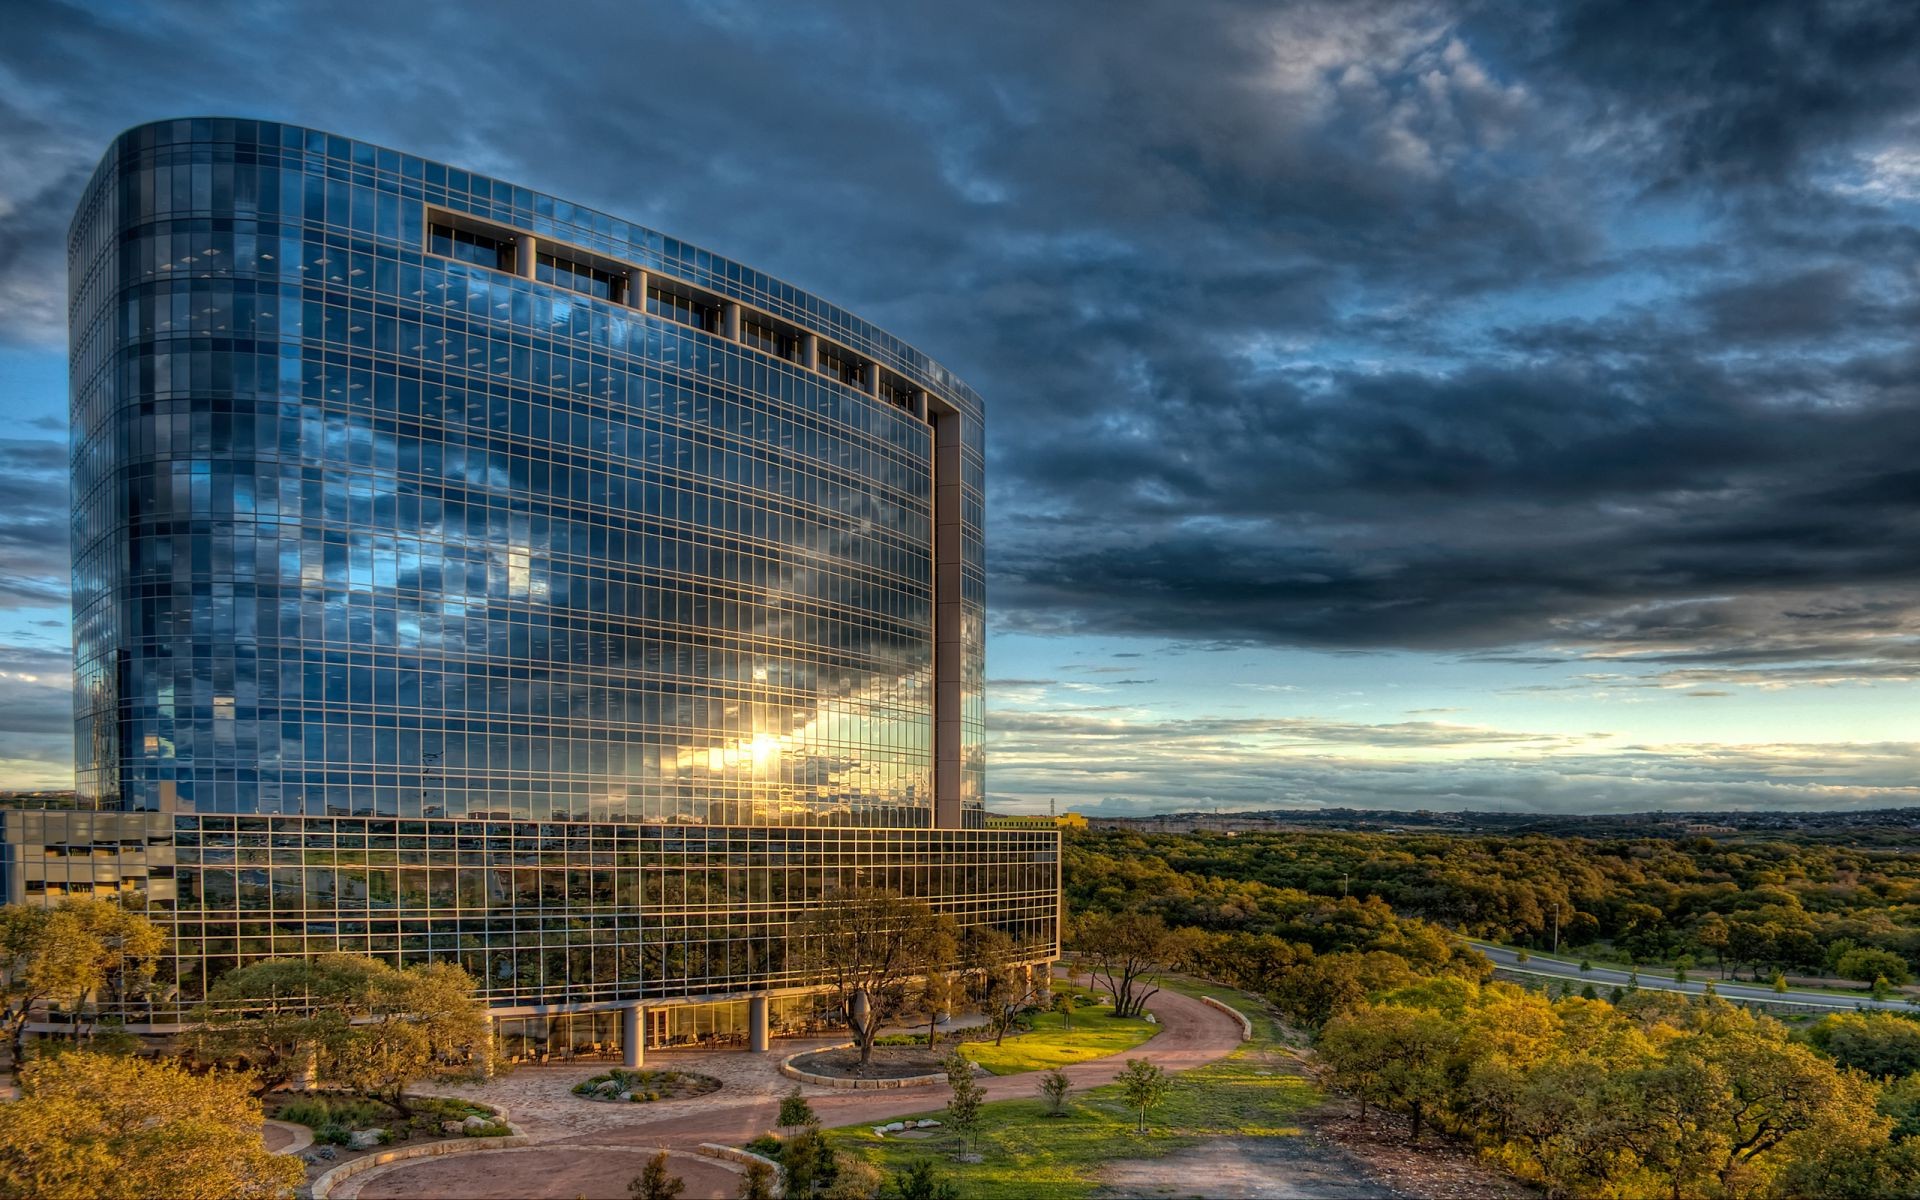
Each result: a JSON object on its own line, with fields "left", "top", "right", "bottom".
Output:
{"left": 18, "top": 118, "right": 1057, "bottom": 1050}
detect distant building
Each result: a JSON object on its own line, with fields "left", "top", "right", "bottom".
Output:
{"left": 5, "top": 118, "right": 1058, "bottom": 1061}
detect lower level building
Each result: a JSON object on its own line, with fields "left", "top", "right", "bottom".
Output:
{"left": 0, "top": 807, "right": 1059, "bottom": 1062}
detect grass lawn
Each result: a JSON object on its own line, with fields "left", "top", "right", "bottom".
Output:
{"left": 824, "top": 978, "right": 1320, "bottom": 1200}
{"left": 959, "top": 995, "right": 1158, "bottom": 1076}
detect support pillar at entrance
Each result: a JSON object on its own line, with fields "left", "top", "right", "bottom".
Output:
{"left": 623, "top": 1004, "right": 645, "bottom": 1068}
{"left": 749, "top": 995, "right": 770, "bottom": 1053}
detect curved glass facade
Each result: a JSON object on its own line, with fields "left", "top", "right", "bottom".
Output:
{"left": 51, "top": 119, "right": 1051, "bottom": 1026}
{"left": 72, "top": 118, "right": 988, "bottom": 829}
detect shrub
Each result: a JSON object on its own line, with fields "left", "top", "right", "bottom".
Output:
{"left": 743, "top": 1133, "right": 784, "bottom": 1161}
{"left": 313, "top": 1123, "right": 351, "bottom": 1146}
{"left": 277, "top": 1097, "right": 333, "bottom": 1128}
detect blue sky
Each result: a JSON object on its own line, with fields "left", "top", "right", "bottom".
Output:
{"left": 4, "top": 0, "right": 1920, "bottom": 814}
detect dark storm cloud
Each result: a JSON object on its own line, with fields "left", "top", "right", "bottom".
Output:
{"left": 2, "top": 0, "right": 1918, "bottom": 700}
{"left": 1505, "top": 0, "right": 1920, "bottom": 186}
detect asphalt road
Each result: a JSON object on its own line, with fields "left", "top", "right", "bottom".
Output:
{"left": 1469, "top": 941, "right": 1917, "bottom": 1012}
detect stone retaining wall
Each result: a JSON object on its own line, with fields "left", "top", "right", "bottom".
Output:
{"left": 307, "top": 1107, "right": 527, "bottom": 1199}
{"left": 778, "top": 1043, "right": 947, "bottom": 1090}
{"left": 696, "top": 1143, "right": 785, "bottom": 1197}
{"left": 1200, "top": 994, "right": 1254, "bottom": 1041}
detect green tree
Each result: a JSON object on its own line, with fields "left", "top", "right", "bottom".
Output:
{"left": 1804, "top": 1013, "right": 1920, "bottom": 1079}
{"left": 0, "top": 900, "right": 165, "bottom": 1061}
{"left": 1072, "top": 910, "right": 1195, "bottom": 1019}
{"left": 1318, "top": 1001, "right": 1457, "bottom": 1144}
{"left": 1837, "top": 948, "right": 1912, "bottom": 987}
{"left": 1038, "top": 1067, "right": 1071, "bottom": 1116}
{"left": 794, "top": 889, "right": 956, "bottom": 1065}
{"left": 778, "top": 1084, "right": 817, "bottom": 1132}
{"left": 1051, "top": 990, "right": 1074, "bottom": 1030}
{"left": 782, "top": 1125, "right": 834, "bottom": 1197}
{"left": 196, "top": 953, "right": 487, "bottom": 1108}
{"left": 966, "top": 928, "right": 1040, "bottom": 1046}
{"left": 630, "top": 1150, "right": 686, "bottom": 1200}
{"left": 1115, "top": 1058, "right": 1169, "bottom": 1134}
{"left": 942, "top": 1051, "right": 984, "bottom": 1154}
{"left": 323, "top": 957, "right": 488, "bottom": 1113}
{"left": 884, "top": 1160, "right": 959, "bottom": 1200}
{"left": 0, "top": 1050, "right": 302, "bottom": 1199}
{"left": 736, "top": 1161, "right": 777, "bottom": 1200}
{"left": 189, "top": 957, "right": 351, "bottom": 1095}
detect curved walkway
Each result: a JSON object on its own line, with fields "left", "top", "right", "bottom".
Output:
{"left": 394, "top": 976, "right": 1245, "bottom": 1196}
{"left": 553, "top": 978, "right": 1243, "bottom": 1152}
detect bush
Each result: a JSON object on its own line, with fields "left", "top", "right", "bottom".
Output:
{"left": 743, "top": 1133, "right": 784, "bottom": 1161}
{"left": 277, "top": 1093, "right": 393, "bottom": 1130}
{"left": 277, "top": 1097, "right": 333, "bottom": 1128}
{"left": 313, "top": 1123, "right": 351, "bottom": 1146}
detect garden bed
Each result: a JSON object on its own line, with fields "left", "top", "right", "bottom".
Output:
{"left": 570, "top": 1066, "right": 722, "bottom": 1103}
{"left": 788, "top": 1045, "right": 951, "bottom": 1080}
{"left": 269, "top": 1092, "right": 512, "bottom": 1183}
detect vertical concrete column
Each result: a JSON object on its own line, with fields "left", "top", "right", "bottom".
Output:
{"left": 911, "top": 389, "right": 929, "bottom": 421}
{"left": 864, "top": 361, "right": 882, "bottom": 397}
{"left": 629, "top": 268, "right": 649, "bottom": 310}
{"left": 800, "top": 333, "right": 819, "bottom": 371}
{"left": 516, "top": 235, "right": 538, "bottom": 280}
{"left": 931, "top": 399, "right": 965, "bottom": 829}
{"left": 749, "top": 995, "right": 770, "bottom": 1053}
{"left": 623, "top": 1003, "right": 645, "bottom": 1068}
{"left": 480, "top": 1019, "right": 496, "bottom": 1078}
{"left": 723, "top": 301, "right": 742, "bottom": 341}
{"left": 297, "top": 1047, "right": 319, "bottom": 1091}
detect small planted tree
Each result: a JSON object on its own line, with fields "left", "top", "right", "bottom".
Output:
{"left": 1039, "top": 1068, "right": 1071, "bottom": 1116}
{"left": 783, "top": 1125, "right": 834, "bottom": 1197}
{"left": 737, "top": 1160, "right": 777, "bottom": 1200}
{"left": 1115, "top": 1058, "right": 1168, "bottom": 1133}
{"left": 631, "top": 1150, "right": 687, "bottom": 1200}
{"left": 942, "top": 1051, "right": 984, "bottom": 1157}
{"left": 1051, "top": 990, "right": 1073, "bottom": 1031}
{"left": 886, "top": 1160, "right": 960, "bottom": 1200}
{"left": 779, "top": 1084, "right": 817, "bottom": 1133}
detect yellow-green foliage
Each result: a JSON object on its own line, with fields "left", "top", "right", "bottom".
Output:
{"left": 1317, "top": 977, "right": 1907, "bottom": 1200}
{"left": 0, "top": 1051, "right": 303, "bottom": 1200}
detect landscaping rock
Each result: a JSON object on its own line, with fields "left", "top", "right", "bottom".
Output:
{"left": 872, "top": 1126, "right": 889, "bottom": 1137}
{"left": 917, "top": 1119, "right": 940, "bottom": 1128}
{"left": 884, "top": 1121, "right": 907, "bottom": 1132}
{"left": 348, "top": 1129, "right": 385, "bottom": 1150}
{"left": 462, "top": 1114, "right": 488, "bottom": 1130}
{"left": 442, "top": 1120, "right": 466, "bottom": 1135}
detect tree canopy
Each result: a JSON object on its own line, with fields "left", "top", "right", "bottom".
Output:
{"left": 0, "top": 1050, "right": 302, "bottom": 1200}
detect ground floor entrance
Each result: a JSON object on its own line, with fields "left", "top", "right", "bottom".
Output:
{"left": 489, "top": 991, "right": 836, "bottom": 1065}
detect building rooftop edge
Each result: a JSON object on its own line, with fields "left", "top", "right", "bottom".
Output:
{"left": 75, "top": 116, "right": 985, "bottom": 417}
